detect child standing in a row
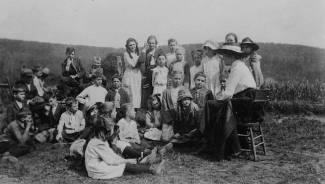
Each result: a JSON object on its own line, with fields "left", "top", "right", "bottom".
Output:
{"left": 152, "top": 52, "right": 168, "bottom": 98}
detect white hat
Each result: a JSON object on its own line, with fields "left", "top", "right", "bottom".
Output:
{"left": 217, "top": 44, "right": 244, "bottom": 56}
{"left": 202, "top": 40, "right": 219, "bottom": 50}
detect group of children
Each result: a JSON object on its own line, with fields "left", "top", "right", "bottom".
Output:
{"left": 0, "top": 32, "right": 264, "bottom": 180}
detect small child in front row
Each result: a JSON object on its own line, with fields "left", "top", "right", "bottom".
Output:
{"left": 171, "top": 89, "right": 200, "bottom": 144}
{"left": 117, "top": 103, "right": 152, "bottom": 151}
{"left": 152, "top": 52, "right": 168, "bottom": 98}
{"left": 145, "top": 94, "right": 162, "bottom": 129}
{"left": 56, "top": 97, "right": 85, "bottom": 142}
{"left": 161, "top": 71, "right": 186, "bottom": 141}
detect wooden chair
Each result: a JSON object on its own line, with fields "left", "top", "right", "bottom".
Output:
{"left": 232, "top": 89, "right": 271, "bottom": 161}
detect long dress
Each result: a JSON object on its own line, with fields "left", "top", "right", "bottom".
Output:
{"left": 122, "top": 52, "right": 142, "bottom": 108}
{"left": 201, "top": 55, "right": 222, "bottom": 95}
{"left": 152, "top": 66, "right": 168, "bottom": 97}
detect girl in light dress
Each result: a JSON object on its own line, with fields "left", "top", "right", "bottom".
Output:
{"left": 122, "top": 38, "right": 142, "bottom": 109}
{"left": 152, "top": 52, "right": 169, "bottom": 98}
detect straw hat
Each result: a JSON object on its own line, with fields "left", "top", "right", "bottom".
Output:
{"left": 216, "top": 44, "right": 244, "bottom": 57}
{"left": 240, "top": 37, "right": 259, "bottom": 51}
{"left": 202, "top": 40, "right": 219, "bottom": 50}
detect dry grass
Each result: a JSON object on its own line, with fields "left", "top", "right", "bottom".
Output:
{"left": 0, "top": 114, "right": 324, "bottom": 184}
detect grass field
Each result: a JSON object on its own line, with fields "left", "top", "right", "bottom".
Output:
{"left": 0, "top": 114, "right": 324, "bottom": 184}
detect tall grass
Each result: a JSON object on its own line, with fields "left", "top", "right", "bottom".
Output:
{"left": 263, "top": 79, "right": 325, "bottom": 114}
{"left": 264, "top": 79, "right": 325, "bottom": 103}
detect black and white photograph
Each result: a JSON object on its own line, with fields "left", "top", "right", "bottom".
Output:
{"left": 0, "top": 0, "right": 324, "bottom": 183}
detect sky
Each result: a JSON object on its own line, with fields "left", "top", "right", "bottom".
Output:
{"left": 0, "top": 0, "right": 324, "bottom": 48}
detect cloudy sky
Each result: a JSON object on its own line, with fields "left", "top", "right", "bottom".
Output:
{"left": 0, "top": 0, "right": 324, "bottom": 48}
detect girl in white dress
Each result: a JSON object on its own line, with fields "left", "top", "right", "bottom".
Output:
{"left": 152, "top": 52, "right": 169, "bottom": 97}
{"left": 122, "top": 38, "right": 142, "bottom": 109}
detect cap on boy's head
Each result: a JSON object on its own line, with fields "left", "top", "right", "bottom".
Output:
{"left": 21, "top": 68, "right": 33, "bottom": 77}
{"left": 92, "top": 56, "right": 102, "bottom": 66}
{"left": 194, "top": 72, "right": 207, "bottom": 80}
{"left": 112, "top": 74, "right": 122, "bottom": 81}
{"left": 17, "top": 110, "right": 32, "bottom": 119}
{"left": 177, "top": 89, "right": 193, "bottom": 102}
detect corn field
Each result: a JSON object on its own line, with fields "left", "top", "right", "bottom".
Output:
{"left": 264, "top": 79, "right": 325, "bottom": 104}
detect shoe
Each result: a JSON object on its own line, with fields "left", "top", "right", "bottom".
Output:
{"left": 150, "top": 160, "right": 166, "bottom": 175}
{"left": 159, "top": 143, "right": 173, "bottom": 157}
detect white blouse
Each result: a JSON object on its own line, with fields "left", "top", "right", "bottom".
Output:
{"left": 218, "top": 60, "right": 256, "bottom": 99}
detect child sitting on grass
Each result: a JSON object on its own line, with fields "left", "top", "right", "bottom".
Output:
{"left": 161, "top": 71, "right": 186, "bottom": 141}
{"left": 85, "top": 125, "right": 166, "bottom": 180}
{"left": 0, "top": 110, "right": 35, "bottom": 157}
{"left": 56, "top": 97, "right": 85, "bottom": 142}
{"left": 171, "top": 89, "right": 201, "bottom": 144}
{"left": 117, "top": 103, "right": 153, "bottom": 151}
{"left": 145, "top": 94, "right": 162, "bottom": 129}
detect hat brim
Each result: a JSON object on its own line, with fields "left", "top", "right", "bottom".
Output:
{"left": 216, "top": 49, "right": 245, "bottom": 57}
{"left": 240, "top": 43, "right": 259, "bottom": 51}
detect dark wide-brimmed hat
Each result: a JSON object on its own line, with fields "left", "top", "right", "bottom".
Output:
{"left": 240, "top": 37, "right": 259, "bottom": 51}
{"left": 216, "top": 44, "right": 244, "bottom": 57}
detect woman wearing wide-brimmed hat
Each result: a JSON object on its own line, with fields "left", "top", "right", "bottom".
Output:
{"left": 240, "top": 37, "right": 264, "bottom": 89}
{"left": 200, "top": 44, "right": 256, "bottom": 161}
{"left": 201, "top": 40, "right": 224, "bottom": 95}
{"left": 215, "top": 44, "right": 256, "bottom": 99}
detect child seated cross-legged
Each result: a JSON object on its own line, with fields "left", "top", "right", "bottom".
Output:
{"left": 85, "top": 125, "right": 166, "bottom": 180}
{"left": 170, "top": 89, "right": 201, "bottom": 144}
{"left": 56, "top": 97, "right": 85, "bottom": 142}
{"left": 0, "top": 110, "right": 35, "bottom": 157}
{"left": 117, "top": 103, "right": 153, "bottom": 152}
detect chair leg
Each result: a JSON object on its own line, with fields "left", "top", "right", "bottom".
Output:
{"left": 249, "top": 128, "right": 257, "bottom": 161}
{"left": 259, "top": 124, "right": 266, "bottom": 155}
